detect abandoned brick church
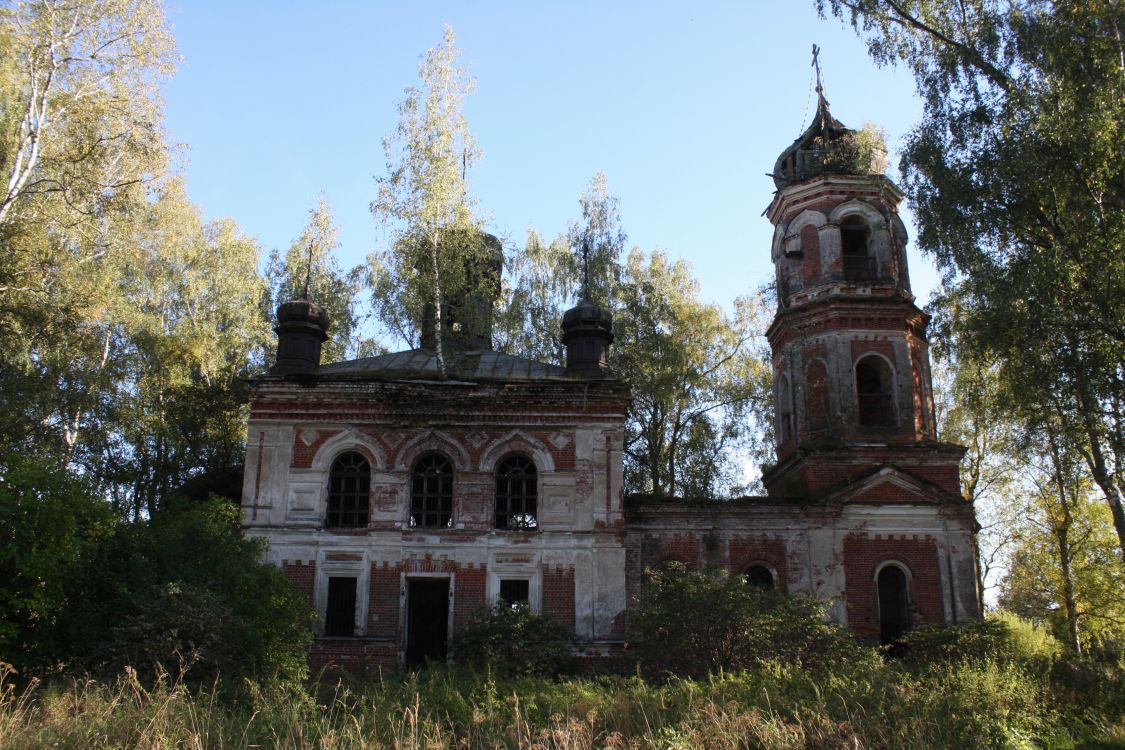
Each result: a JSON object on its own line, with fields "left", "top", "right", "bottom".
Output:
{"left": 240, "top": 93, "right": 981, "bottom": 670}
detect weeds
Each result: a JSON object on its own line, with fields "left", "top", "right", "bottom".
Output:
{"left": 1, "top": 656, "right": 1121, "bottom": 749}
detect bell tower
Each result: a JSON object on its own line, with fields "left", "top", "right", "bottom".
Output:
{"left": 761, "top": 80, "right": 963, "bottom": 498}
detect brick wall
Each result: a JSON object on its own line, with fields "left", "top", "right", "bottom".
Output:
{"left": 281, "top": 560, "right": 315, "bottom": 606}
{"left": 728, "top": 537, "right": 789, "bottom": 591}
{"left": 542, "top": 564, "right": 576, "bottom": 630}
{"left": 842, "top": 533, "right": 944, "bottom": 638}
{"left": 368, "top": 562, "right": 400, "bottom": 638}
{"left": 308, "top": 639, "right": 398, "bottom": 674}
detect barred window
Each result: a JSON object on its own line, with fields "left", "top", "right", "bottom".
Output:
{"left": 327, "top": 452, "right": 370, "bottom": 528}
{"left": 495, "top": 455, "right": 537, "bottom": 530}
{"left": 411, "top": 453, "right": 453, "bottom": 528}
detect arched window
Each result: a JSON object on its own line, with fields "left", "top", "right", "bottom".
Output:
{"left": 326, "top": 452, "right": 370, "bottom": 528}
{"left": 411, "top": 453, "right": 453, "bottom": 528}
{"left": 744, "top": 564, "right": 775, "bottom": 590}
{"left": 855, "top": 356, "right": 895, "bottom": 427}
{"left": 840, "top": 216, "right": 874, "bottom": 281}
{"left": 495, "top": 454, "right": 537, "bottom": 530}
{"left": 777, "top": 375, "right": 794, "bottom": 445}
{"left": 877, "top": 564, "right": 911, "bottom": 644}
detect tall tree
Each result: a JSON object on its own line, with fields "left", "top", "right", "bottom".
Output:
{"left": 102, "top": 181, "right": 268, "bottom": 516}
{"left": 265, "top": 196, "right": 370, "bottom": 364}
{"left": 494, "top": 230, "right": 575, "bottom": 364}
{"left": 820, "top": 0, "right": 1125, "bottom": 559}
{"left": 999, "top": 424, "right": 1125, "bottom": 653}
{"left": 0, "top": 0, "right": 175, "bottom": 459}
{"left": 370, "top": 25, "right": 487, "bottom": 372}
{"left": 616, "top": 250, "right": 772, "bottom": 497}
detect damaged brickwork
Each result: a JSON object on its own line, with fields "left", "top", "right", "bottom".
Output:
{"left": 242, "top": 95, "right": 980, "bottom": 672}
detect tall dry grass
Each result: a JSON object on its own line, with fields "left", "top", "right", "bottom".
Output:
{"left": 0, "top": 659, "right": 1121, "bottom": 749}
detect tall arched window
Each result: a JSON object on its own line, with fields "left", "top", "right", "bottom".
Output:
{"left": 877, "top": 564, "right": 910, "bottom": 644}
{"left": 495, "top": 454, "right": 537, "bottom": 530}
{"left": 326, "top": 452, "right": 370, "bottom": 528}
{"left": 855, "top": 355, "right": 895, "bottom": 427}
{"left": 411, "top": 453, "right": 453, "bottom": 528}
{"left": 841, "top": 216, "right": 874, "bottom": 281}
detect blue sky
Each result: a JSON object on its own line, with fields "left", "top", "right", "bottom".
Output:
{"left": 161, "top": 1, "right": 934, "bottom": 316}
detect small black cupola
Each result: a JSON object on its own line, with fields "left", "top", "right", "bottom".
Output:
{"left": 272, "top": 297, "right": 329, "bottom": 376}
{"left": 561, "top": 299, "right": 614, "bottom": 378}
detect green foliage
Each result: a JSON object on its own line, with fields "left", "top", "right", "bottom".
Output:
{"left": 616, "top": 250, "right": 772, "bottom": 497}
{"left": 0, "top": 453, "right": 116, "bottom": 669}
{"left": 900, "top": 612, "right": 1061, "bottom": 666}
{"left": 59, "top": 499, "right": 314, "bottom": 683}
{"left": 454, "top": 603, "right": 576, "bottom": 677}
{"left": 500, "top": 176, "right": 773, "bottom": 497}
{"left": 265, "top": 195, "right": 372, "bottom": 364}
{"left": 820, "top": 0, "right": 1125, "bottom": 561}
{"left": 818, "top": 121, "right": 889, "bottom": 175}
{"left": 628, "top": 564, "right": 875, "bottom": 678}
{"left": 370, "top": 25, "right": 489, "bottom": 365}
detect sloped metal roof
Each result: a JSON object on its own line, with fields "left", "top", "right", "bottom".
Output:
{"left": 317, "top": 348, "right": 567, "bottom": 382}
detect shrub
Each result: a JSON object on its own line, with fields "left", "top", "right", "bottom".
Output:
{"left": 59, "top": 498, "right": 315, "bottom": 683}
{"left": 899, "top": 611, "right": 1060, "bottom": 667}
{"left": 627, "top": 564, "right": 875, "bottom": 678}
{"left": 454, "top": 603, "right": 575, "bottom": 676}
{"left": 0, "top": 453, "right": 117, "bottom": 672}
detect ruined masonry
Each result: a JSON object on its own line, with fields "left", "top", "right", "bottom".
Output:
{"left": 242, "top": 94, "right": 981, "bottom": 670}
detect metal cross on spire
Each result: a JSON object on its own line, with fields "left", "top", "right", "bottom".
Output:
{"left": 812, "top": 44, "right": 823, "bottom": 96}
{"left": 581, "top": 238, "right": 591, "bottom": 301}
{"left": 301, "top": 240, "right": 315, "bottom": 300}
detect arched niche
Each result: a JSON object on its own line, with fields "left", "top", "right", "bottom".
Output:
{"left": 310, "top": 429, "right": 388, "bottom": 473}
{"left": 395, "top": 429, "right": 472, "bottom": 471}
{"left": 478, "top": 430, "right": 556, "bottom": 473}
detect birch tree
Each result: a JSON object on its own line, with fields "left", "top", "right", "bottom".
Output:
{"left": 821, "top": 0, "right": 1125, "bottom": 560}
{"left": 370, "top": 25, "right": 486, "bottom": 373}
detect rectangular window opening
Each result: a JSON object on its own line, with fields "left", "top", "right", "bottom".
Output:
{"left": 499, "top": 579, "right": 530, "bottom": 607}
{"left": 325, "top": 576, "right": 357, "bottom": 637}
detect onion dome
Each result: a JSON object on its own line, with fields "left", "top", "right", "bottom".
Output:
{"left": 771, "top": 91, "right": 857, "bottom": 189}
{"left": 560, "top": 299, "right": 614, "bottom": 378}
{"left": 271, "top": 297, "right": 330, "bottom": 376}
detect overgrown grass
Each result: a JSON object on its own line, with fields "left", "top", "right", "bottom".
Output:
{"left": 2, "top": 656, "right": 1122, "bottom": 750}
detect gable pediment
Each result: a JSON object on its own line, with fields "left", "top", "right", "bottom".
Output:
{"left": 826, "top": 466, "right": 960, "bottom": 506}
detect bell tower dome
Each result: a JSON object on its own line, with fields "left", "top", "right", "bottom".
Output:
{"left": 761, "top": 85, "right": 963, "bottom": 498}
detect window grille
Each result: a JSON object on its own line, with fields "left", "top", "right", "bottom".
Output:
{"left": 324, "top": 576, "right": 357, "bottom": 636}
{"left": 495, "top": 455, "right": 537, "bottom": 530}
{"left": 327, "top": 452, "right": 370, "bottom": 527}
{"left": 411, "top": 453, "right": 453, "bottom": 528}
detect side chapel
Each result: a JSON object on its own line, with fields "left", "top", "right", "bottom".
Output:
{"left": 241, "top": 90, "right": 981, "bottom": 670}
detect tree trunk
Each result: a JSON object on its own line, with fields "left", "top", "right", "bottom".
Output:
{"left": 430, "top": 233, "right": 446, "bottom": 377}
{"left": 1077, "top": 386, "right": 1125, "bottom": 562}
{"left": 1048, "top": 428, "right": 1082, "bottom": 653}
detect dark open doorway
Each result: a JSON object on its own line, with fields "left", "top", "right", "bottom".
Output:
{"left": 406, "top": 578, "right": 450, "bottom": 666}
{"left": 877, "top": 565, "right": 910, "bottom": 644}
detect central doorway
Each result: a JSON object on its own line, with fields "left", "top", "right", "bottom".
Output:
{"left": 406, "top": 578, "right": 450, "bottom": 666}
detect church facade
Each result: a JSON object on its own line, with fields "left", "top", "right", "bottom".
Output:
{"left": 241, "top": 96, "right": 981, "bottom": 670}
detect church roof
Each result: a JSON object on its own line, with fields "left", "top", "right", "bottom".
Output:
{"left": 316, "top": 348, "right": 568, "bottom": 382}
